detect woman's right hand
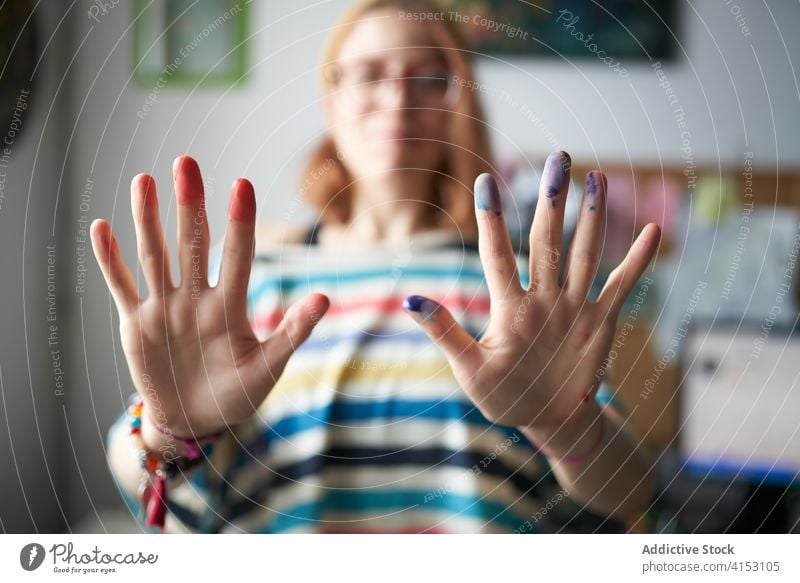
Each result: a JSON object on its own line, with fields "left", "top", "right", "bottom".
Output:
{"left": 91, "top": 155, "right": 329, "bottom": 441}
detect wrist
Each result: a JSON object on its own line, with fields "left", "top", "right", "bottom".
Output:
{"left": 517, "top": 400, "right": 606, "bottom": 463}
{"left": 125, "top": 395, "right": 220, "bottom": 531}
{"left": 140, "top": 412, "right": 187, "bottom": 463}
{"left": 137, "top": 401, "right": 223, "bottom": 464}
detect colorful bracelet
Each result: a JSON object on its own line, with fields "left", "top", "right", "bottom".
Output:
{"left": 125, "top": 396, "right": 222, "bottom": 531}
{"left": 148, "top": 413, "right": 224, "bottom": 462}
{"left": 531, "top": 413, "right": 606, "bottom": 464}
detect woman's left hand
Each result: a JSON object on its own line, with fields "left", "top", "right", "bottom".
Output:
{"left": 403, "top": 151, "right": 661, "bottom": 434}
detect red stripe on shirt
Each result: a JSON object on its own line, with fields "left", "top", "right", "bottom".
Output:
{"left": 253, "top": 294, "right": 491, "bottom": 331}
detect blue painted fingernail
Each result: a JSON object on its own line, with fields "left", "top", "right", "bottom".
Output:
{"left": 474, "top": 173, "right": 502, "bottom": 216}
{"left": 542, "top": 151, "right": 571, "bottom": 208}
{"left": 403, "top": 295, "right": 439, "bottom": 319}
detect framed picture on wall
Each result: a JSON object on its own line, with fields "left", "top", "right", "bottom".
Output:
{"left": 0, "top": 0, "right": 36, "bottom": 134}
{"left": 439, "top": 0, "right": 677, "bottom": 60}
{"left": 133, "top": 0, "right": 249, "bottom": 87}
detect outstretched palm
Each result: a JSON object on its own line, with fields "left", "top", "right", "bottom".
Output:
{"left": 91, "top": 156, "right": 328, "bottom": 438}
{"left": 404, "top": 151, "right": 660, "bottom": 433}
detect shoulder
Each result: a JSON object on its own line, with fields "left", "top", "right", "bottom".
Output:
{"left": 254, "top": 221, "right": 311, "bottom": 254}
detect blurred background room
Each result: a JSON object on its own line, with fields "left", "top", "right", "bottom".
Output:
{"left": 0, "top": 0, "right": 798, "bottom": 533}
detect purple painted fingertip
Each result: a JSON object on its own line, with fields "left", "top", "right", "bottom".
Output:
{"left": 586, "top": 171, "right": 600, "bottom": 196}
{"left": 585, "top": 171, "right": 602, "bottom": 211}
{"left": 474, "top": 173, "right": 502, "bottom": 216}
{"left": 542, "top": 150, "right": 571, "bottom": 206}
{"left": 403, "top": 295, "right": 439, "bottom": 320}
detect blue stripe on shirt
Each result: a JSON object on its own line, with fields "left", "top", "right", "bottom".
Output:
{"left": 247, "top": 265, "right": 531, "bottom": 300}
{"left": 238, "top": 399, "right": 530, "bottom": 458}
{"left": 224, "top": 444, "right": 552, "bottom": 523}
{"left": 294, "top": 327, "right": 485, "bottom": 351}
{"left": 257, "top": 489, "right": 537, "bottom": 533}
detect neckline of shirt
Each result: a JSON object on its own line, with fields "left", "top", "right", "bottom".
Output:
{"left": 258, "top": 227, "right": 476, "bottom": 258}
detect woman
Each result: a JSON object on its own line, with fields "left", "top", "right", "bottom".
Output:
{"left": 92, "top": 0, "right": 661, "bottom": 533}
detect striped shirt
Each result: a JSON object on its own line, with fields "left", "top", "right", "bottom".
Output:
{"left": 111, "top": 227, "right": 626, "bottom": 533}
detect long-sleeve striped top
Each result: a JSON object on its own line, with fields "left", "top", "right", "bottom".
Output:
{"left": 110, "top": 226, "right": 627, "bottom": 533}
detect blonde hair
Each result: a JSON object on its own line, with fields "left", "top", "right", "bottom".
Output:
{"left": 301, "top": 0, "right": 493, "bottom": 237}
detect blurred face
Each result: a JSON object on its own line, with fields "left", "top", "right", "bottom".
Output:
{"left": 323, "top": 8, "right": 458, "bottom": 182}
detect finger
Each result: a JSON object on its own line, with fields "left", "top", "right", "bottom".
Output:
{"left": 217, "top": 178, "right": 256, "bottom": 309}
{"left": 563, "top": 171, "right": 606, "bottom": 300}
{"left": 529, "top": 151, "right": 571, "bottom": 291}
{"left": 260, "top": 293, "right": 330, "bottom": 378}
{"left": 90, "top": 219, "right": 141, "bottom": 313}
{"left": 473, "top": 173, "right": 523, "bottom": 315}
{"left": 173, "top": 155, "right": 209, "bottom": 293}
{"left": 131, "top": 173, "right": 173, "bottom": 297}
{"left": 596, "top": 223, "right": 661, "bottom": 320}
{"left": 402, "top": 294, "right": 481, "bottom": 365}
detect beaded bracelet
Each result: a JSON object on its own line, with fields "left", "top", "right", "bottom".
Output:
{"left": 531, "top": 413, "right": 606, "bottom": 464}
{"left": 125, "top": 396, "right": 222, "bottom": 531}
{"left": 148, "top": 413, "right": 223, "bottom": 462}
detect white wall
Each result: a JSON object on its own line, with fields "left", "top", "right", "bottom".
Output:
{"left": 480, "top": 1, "right": 800, "bottom": 168}
{"left": 71, "top": 1, "right": 800, "bottom": 245}
{"left": 52, "top": 0, "right": 800, "bottom": 526}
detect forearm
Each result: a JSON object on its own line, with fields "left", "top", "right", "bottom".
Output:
{"left": 518, "top": 402, "right": 656, "bottom": 522}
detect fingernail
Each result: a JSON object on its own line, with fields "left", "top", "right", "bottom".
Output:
{"left": 474, "top": 173, "right": 502, "bottom": 216}
{"left": 586, "top": 172, "right": 600, "bottom": 195}
{"left": 172, "top": 156, "right": 183, "bottom": 181}
{"left": 103, "top": 231, "right": 117, "bottom": 254}
{"left": 542, "top": 151, "right": 571, "bottom": 207}
{"left": 585, "top": 171, "right": 601, "bottom": 211}
{"left": 228, "top": 183, "right": 241, "bottom": 220}
{"left": 403, "top": 295, "right": 439, "bottom": 319}
{"left": 228, "top": 179, "right": 253, "bottom": 222}
{"left": 140, "top": 175, "right": 156, "bottom": 208}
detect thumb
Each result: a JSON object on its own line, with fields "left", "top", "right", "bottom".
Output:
{"left": 261, "top": 292, "right": 330, "bottom": 374}
{"left": 402, "top": 295, "right": 480, "bottom": 365}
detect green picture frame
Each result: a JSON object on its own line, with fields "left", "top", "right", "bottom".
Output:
{"left": 133, "top": 0, "right": 249, "bottom": 88}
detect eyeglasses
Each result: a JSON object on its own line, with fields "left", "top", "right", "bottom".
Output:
{"left": 327, "top": 62, "right": 461, "bottom": 107}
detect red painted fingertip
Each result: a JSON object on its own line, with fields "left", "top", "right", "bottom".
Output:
{"left": 228, "top": 178, "right": 255, "bottom": 222}
{"left": 97, "top": 230, "right": 110, "bottom": 253}
{"left": 173, "top": 155, "right": 202, "bottom": 204}
{"left": 172, "top": 155, "right": 193, "bottom": 180}
{"left": 98, "top": 230, "right": 114, "bottom": 256}
{"left": 89, "top": 222, "right": 112, "bottom": 262}
{"left": 133, "top": 174, "right": 157, "bottom": 209}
